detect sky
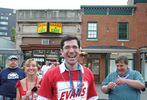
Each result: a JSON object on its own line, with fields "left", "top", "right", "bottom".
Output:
{"left": 0, "top": 0, "right": 128, "bottom": 10}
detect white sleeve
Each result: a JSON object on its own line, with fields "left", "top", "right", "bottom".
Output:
{"left": 88, "top": 96, "right": 99, "bottom": 100}
{"left": 37, "top": 95, "right": 51, "bottom": 100}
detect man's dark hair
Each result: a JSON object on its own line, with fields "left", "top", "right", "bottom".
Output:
{"left": 115, "top": 56, "right": 128, "bottom": 65}
{"left": 60, "top": 35, "right": 80, "bottom": 50}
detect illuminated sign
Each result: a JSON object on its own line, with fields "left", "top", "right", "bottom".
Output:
{"left": 49, "top": 23, "right": 62, "bottom": 34}
{"left": 38, "top": 23, "right": 47, "bottom": 33}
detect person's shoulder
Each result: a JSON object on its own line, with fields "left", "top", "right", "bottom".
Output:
{"left": 17, "top": 67, "right": 25, "bottom": 72}
{"left": 46, "top": 66, "right": 60, "bottom": 74}
{"left": 82, "top": 66, "right": 94, "bottom": 76}
{"left": 83, "top": 66, "right": 91, "bottom": 72}
{"left": 50, "top": 66, "right": 60, "bottom": 72}
{"left": 131, "top": 70, "right": 141, "bottom": 75}
{"left": 19, "top": 78, "right": 26, "bottom": 87}
{"left": 0, "top": 68, "right": 8, "bottom": 73}
{"left": 107, "top": 71, "right": 117, "bottom": 77}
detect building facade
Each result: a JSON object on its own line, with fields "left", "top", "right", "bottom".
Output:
{"left": 16, "top": 9, "right": 82, "bottom": 65}
{"left": 81, "top": 0, "right": 147, "bottom": 83}
{"left": 0, "top": 8, "right": 22, "bottom": 68}
{"left": 0, "top": 7, "right": 16, "bottom": 40}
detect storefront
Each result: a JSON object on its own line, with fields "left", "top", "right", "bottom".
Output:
{"left": 140, "top": 46, "right": 147, "bottom": 86}
{"left": 0, "top": 49, "right": 23, "bottom": 68}
{"left": 82, "top": 46, "right": 136, "bottom": 83}
{"left": 21, "top": 44, "right": 62, "bottom": 66}
{"left": 0, "top": 38, "right": 23, "bottom": 68}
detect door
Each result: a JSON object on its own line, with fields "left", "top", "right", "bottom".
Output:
{"left": 145, "top": 61, "right": 147, "bottom": 82}
{"left": 91, "top": 59, "right": 100, "bottom": 82}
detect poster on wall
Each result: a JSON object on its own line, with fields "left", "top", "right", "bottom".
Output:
{"left": 38, "top": 22, "right": 47, "bottom": 33}
{"left": 49, "top": 23, "right": 62, "bottom": 34}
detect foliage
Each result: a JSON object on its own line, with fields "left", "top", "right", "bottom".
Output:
{"left": 11, "top": 27, "right": 16, "bottom": 42}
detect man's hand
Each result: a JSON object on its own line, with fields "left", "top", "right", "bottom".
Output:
{"left": 107, "top": 82, "right": 116, "bottom": 89}
{"left": 115, "top": 78, "right": 126, "bottom": 85}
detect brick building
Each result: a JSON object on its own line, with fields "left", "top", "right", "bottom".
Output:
{"left": 81, "top": 0, "right": 147, "bottom": 83}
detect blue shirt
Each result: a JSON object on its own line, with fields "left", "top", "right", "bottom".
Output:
{"left": 102, "top": 69, "right": 145, "bottom": 100}
{"left": 0, "top": 67, "right": 26, "bottom": 97}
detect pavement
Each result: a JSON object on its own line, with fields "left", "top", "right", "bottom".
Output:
{"left": 95, "top": 83, "right": 147, "bottom": 100}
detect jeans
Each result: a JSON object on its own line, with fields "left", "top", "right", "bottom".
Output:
{"left": 0, "top": 95, "right": 16, "bottom": 100}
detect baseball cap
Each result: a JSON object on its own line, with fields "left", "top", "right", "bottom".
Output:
{"left": 8, "top": 55, "right": 18, "bottom": 60}
{"left": 80, "top": 52, "right": 88, "bottom": 56}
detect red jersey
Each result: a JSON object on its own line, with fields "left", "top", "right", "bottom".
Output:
{"left": 16, "top": 80, "right": 38, "bottom": 100}
{"left": 38, "top": 63, "right": 98, "bottom": 100}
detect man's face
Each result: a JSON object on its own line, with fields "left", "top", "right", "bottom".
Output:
{"left": 78, "top": 55, "right": 84, "bottom": 65}
{"left": 116, "top": 61, "right": 128, "bottom": 76}
{"left": 8, "top": 59, "right": 18, "bottom": 69}
{"left": 60, "top": 40, "right": 80, "bottom": 66}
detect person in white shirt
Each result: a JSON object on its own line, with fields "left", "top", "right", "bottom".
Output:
{"left": 41, "top": 61, "right": 51, "bottom": 76}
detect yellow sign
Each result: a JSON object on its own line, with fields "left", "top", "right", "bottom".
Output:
{"left": 38, "top": 23, "right": 47, "bottom": 33}
{"left": 49, "top": 23, "right": 62, "bottom": 34}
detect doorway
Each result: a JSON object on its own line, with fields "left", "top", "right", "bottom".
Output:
{"left": 91, "top": 59, "right": 100, "bottom": 82}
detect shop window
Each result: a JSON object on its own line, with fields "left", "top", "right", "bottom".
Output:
{"left": 33, "top": 50, "right": 45, "bottom": 57}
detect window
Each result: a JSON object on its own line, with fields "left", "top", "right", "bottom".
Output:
{"left": 0, "top": 27, "right": 8, "bottom": 30}
{"left": 0, "top": 21, "right": 8, "bottom": 25}
{"left": 118, "top": 22, "right": 128, "bottom": 40}
{"left": 87, "top": 22, "right": 97, "bottom": 39}
{"left": 0, "top": 16, "right": 8, "bottom": 20}
{"left": 42, "top": 39, "right": 50, "bottom": 45}
{"left": 0, "top": 32, "right": 8, "bottom": 36}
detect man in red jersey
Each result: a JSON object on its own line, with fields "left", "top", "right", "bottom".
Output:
{"left": 38, "top": 35, "right": 98, "bottom": 100}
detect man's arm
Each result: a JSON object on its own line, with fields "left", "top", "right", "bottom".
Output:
{"left": 115, "top": 78, "right": 145, "bottom": 89}
{"left": 101, "top": 82, "right": 116, "bottom": 94}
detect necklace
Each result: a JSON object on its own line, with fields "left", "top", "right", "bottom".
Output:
{"left": 26, "top": 76, "right": 38, "bottom": 100}
{"left": 117, "top": 67, "right": 132, "bottom": 79}
{"left": 64, "top": 63, "right": 82, "bottom": 95}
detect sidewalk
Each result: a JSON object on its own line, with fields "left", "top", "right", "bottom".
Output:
{"left": 95, "top": 83, "right": 108, "bottom": 100}
{"left": 95, "top": 83, "right": 147, "bottom": 100}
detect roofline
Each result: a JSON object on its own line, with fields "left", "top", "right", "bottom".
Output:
{"left": 17, "top": 20, "right": 82, "bottom": 23}
{"left": 17, "top": 9, "right": 81, "bottom": 11}
{"left": 82, "top": 48, "right": 137, "bottom": 53}
{"left": 81, "top": 5, "right": 136, "bottom": 9}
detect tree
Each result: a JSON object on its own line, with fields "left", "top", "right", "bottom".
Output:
{"left": 11, "top": 27, "right": 16, "bottom": 42}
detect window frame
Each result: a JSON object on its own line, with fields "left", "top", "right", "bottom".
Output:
{"left": 118, "top": 22, "right": 129, "bottom": 41}
{"left": 87, "top": 22, "right": 98, "bottom": 40}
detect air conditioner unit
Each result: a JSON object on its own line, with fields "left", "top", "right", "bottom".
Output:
{"left": 42, "top": 39, "right": 50, "bottom": 45}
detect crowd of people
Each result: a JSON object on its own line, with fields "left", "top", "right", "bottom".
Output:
{"left": 0, "top": 35, "right": 145, "bottom": 100}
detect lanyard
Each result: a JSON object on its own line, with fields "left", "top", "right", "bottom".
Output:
{"left": 26, "top": 76, "right": 38, "bottom": 100}
{"left": 64, "top": 63, "right": 82, "bottom": 95}
{"left": 117, "top": 67, "right": 132, "bottom": 79}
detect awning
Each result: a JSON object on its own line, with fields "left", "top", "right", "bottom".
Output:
{"left": 20, "top": 44, "right": 60, "bottom": 50}
{"left": 139, "top": 46, "right": 147, "bottom": 53}
{"left": 82, "top": 46, "right": 136, "bottom": 53}
{"left": 0, "top": 48, "right": 23, "bottom": 54}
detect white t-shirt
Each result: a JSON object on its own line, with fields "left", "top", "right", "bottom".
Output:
{"left": 41, "top": 65, "right": 51, "bottom": 76}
